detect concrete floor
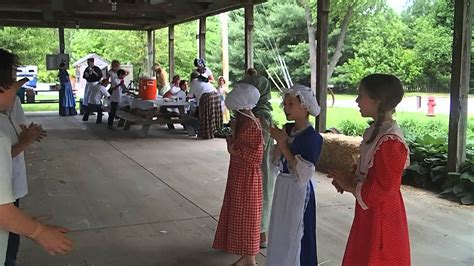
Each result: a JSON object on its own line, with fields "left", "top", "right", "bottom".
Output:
{"left": 16, "top": 113, "right": 474, "bottom": 266}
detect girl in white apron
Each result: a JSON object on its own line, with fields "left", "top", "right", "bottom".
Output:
{"left": 268, "top": 85, "right": 323, "bottom": 266}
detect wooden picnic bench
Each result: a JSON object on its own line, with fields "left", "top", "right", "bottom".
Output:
{"left": 115, "top": 98, "right": 197, "bottom": 138}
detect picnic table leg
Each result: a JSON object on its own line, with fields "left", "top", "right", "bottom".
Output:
{"left": 123, "top": 108, "right": 137, "bottom": 131}
{"left": 139, "top": 108, "right": 156, "bottom": 138}
{"left": 117, "top": 118, "right": 125, "bottom": 128}
{"left": 117, "top": 106, "right": 130, "bottom": 128}
{"left": 178, "top": 106, "right": 196, "bottom": 137}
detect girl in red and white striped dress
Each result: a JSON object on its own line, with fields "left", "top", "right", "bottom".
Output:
{"left": 213, "top": 83, "right": 264, "bottom": 266}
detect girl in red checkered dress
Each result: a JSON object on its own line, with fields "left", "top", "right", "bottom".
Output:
{"left": 328, "top": 74, "right": 411, "bottom": 265}
{"left": 213, "top": 83, "right": 264, "bottom": 266}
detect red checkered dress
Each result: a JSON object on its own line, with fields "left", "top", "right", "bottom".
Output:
{"left": 213, "top": 117, "right": 264, "bottom": 256}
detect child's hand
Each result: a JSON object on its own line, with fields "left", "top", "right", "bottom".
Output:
{"left": 34, "top": 224, "right": 73, "bottom": 256}
{"left": 269, "top": 126, "right": 288, "bottom": 151}
{"left": 327, "top": 169, "right": 357, "bottom": 194}
{"left": 31, "top": 123, "right": 47, "bottom": 142}
{"left": 19, "top": 123, "right": 42, "bottom": 146}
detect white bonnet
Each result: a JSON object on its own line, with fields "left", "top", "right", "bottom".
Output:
{"left": 225, "top": 83, "right": 260, "bottom": 111}
{"left": 283, "top": 84, "right": 321, "bottom": 116}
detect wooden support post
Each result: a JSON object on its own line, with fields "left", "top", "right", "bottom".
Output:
{"left": 199, "top": 17, "right": 206, "bottom": 60}
{"left": 220, "top": 12, "right": 230, "bottom": 85}
{"left": 447, "top": 0, "right": 471, "bottom": 172}
{"left": 147, "top": 29, "right": 155, "bottom": 72}
{"left": 58, "top": 27, "right": 65, "bottom": 54}
{"left": 169, "top": 25, "right": 175, "bottom": 82}
{"left": 244, "top": 4, "right": 254, "bottom": 70}
{"left": 315, "top": 0, "right": 330, "bottom": 132}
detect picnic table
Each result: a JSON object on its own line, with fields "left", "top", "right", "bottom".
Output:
{"left": 115, "top": 95, "right": 197, "bottom": 138}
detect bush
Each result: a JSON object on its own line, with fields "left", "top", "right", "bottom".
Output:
{"left": 337, "top": 120, "right": 368, "bottom": 136}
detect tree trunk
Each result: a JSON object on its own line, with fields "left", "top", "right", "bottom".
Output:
{"left": 327, "top": 3, "right": 355, "bottom": 80}
{"left": 301, "top": 0, "right": 317, "bottom": 91}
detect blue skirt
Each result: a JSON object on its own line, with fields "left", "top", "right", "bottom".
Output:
{"left": 300, "top": 181, "right": 317, "bottom": 266}
{"left": 59, "top": 82, "right": 77, "bottom": 116}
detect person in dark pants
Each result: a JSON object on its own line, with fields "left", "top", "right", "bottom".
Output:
{"left": 82, "top": 79, "right": 110, "bottom": 124}
{"left": 108, "top": 69, "right": 127, "bottom": 129}
{"left": 82, "top": 58, "right": 103, "bottom": 111}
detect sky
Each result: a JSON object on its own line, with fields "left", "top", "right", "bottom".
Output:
{"left": 387, "top": 0, "right": 408, "bottom": 14}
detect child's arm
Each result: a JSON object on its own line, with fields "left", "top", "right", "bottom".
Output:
{"left": 11, "top": 123, "right": 43, "bottom": 157}
{"left": 101, "top": 86, "right": 111, "bottom": 98}
{"left": 270, "top": 126, "right": 295, "bottom": 168}
{"left": 328, "top": 140, "right": 407, "bottom": 209}
{"left": 270, "top": 126, "right": 322, "bottom": 183}
{"left": 228, "top": 125, "right": 263, "bottom": 164}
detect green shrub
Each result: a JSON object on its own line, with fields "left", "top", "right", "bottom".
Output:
{"left": 337, "top": 120, "right": 368, "bottom": 136}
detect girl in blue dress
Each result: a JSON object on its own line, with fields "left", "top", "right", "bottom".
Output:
{"left": 58, "top": 63, "right": 77, "bottom": 116}
{"left": 267, "top": 85, "right": 323, "bottom": 266}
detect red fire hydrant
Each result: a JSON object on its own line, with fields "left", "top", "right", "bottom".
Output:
{"left": 427, "top": 96, "right": 436, "bottom": 117}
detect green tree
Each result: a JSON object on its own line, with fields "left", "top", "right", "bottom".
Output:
{"left": 0, "top": 27, "right": 58, "bottom": 82}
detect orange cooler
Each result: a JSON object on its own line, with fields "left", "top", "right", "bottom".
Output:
{"left": 138, "top": 77, "right": 157, "bottom": 100}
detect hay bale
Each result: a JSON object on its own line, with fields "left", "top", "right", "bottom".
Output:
{"left": 317, "top": 133, "right": 362, "bottom": 173}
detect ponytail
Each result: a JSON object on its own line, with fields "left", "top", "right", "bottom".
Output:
{"left": 366, "top": 107, "right": 385, "bottom": 144}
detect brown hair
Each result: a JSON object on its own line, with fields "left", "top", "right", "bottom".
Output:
{"left": 360, "top": 74, "right": 404, "bottom": 144}
{"left": 172, "top": 75, "right": 180, "bottom": 84}
{"left": 0, "top": 48, "right": 19, "bottom": 91}
{"left": 246, "top": 68, "right": 257, "bottom": 77}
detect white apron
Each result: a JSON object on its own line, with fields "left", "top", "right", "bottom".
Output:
{"left": 83, "top": 81, "right": 99, "bottom": 106}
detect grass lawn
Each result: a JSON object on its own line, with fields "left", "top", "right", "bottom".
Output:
{"left": 271, "top": 102, "right": 473, "bottom": 130}
{"left": 22, "top": 101, "right": 81, "bottom": 112}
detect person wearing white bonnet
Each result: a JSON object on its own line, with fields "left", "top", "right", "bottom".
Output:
{"left": 282, "top": 84, "right": 321, "bottom": 116}
{"left": 213, "top": 83, "right": 264, "bottom": 266}
{"left": 267, "top": 84, "right": 323, "bottom": 266}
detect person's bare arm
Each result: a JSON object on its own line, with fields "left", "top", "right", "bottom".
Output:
{"left": 0, "top": 203, "right": 73, "bottom": 255}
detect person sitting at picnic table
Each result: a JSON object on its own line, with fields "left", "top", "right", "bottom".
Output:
{"left": 177, "top": 80, "right": 188, "bottom": 102}
{"left": 188, "top": 71, "right": 222, "bottom": 139}
{"left": 164, "top": 75, "right": 181, "bottom": 98}
{"left": 82, "top": 79, "right": 110, "bottom": 124}
{"left": 57, "top": 62, "right": 77, "bottom": 116}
